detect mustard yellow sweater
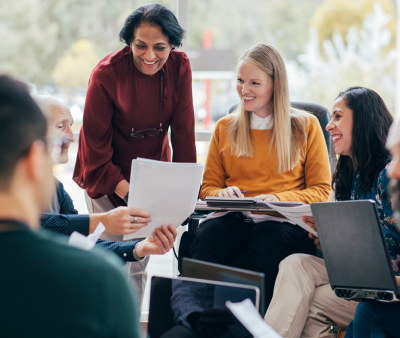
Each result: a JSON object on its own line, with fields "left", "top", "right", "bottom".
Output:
{"left": 199, "top": 113, "right": 331, "bottom": 204}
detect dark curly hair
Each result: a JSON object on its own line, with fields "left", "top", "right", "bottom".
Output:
{"left": 332, "top": 87, "right": 393, "bottom": 200}
{"left": 119, "top": 4, "right": 185, "bottom": 49}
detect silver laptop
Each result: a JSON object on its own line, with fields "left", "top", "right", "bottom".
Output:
{"left": 311, "top": 200, "right": 400, "bottom": 301}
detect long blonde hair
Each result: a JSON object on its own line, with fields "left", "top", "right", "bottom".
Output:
{"left": 227, "top": 43, "right": 308, "bottom": 173}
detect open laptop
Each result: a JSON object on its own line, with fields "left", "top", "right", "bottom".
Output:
{"left": 311, "top": 200, "right": 400, "bottom": 301}
{"left": 182, "top": 258, "right": 266, "bottom": 315}
{"left": 147, "top": 276, "right": 260, "bottom": 338}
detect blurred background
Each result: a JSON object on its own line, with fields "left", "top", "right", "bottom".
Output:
{"left": 1, "top": 0, "right": 398, "bottom": 312}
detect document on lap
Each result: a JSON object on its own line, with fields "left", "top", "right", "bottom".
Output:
{"left": 226, "top": 299, "right": 283, "bottom": 338}
{"left": 204, "top": 197, "right": 303, "bottom": 209}
{"left": 68, "top": 222, "right": 105, "bottom": 250}
{"left": 124, "top": 158, "right": 204, "bottom": 240}
{"left": 198, "top": 197, "right": 317, "bottom": 236}
{"left": 264, "top": 202, "right": 317, "bottom": 237}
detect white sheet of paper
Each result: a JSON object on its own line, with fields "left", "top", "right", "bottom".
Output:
{"left": 124, "top": 158, "right": 204, "bottom": 240}
{"left": 264, "top": 203, "right": 317, "bottom": 236}
{"left": 226, "top": 299, "right": 283, "bottom": 338}
{"left": 68, "top": 222, "right": 105, "bottom": 250}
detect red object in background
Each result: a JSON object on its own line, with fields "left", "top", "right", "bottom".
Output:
{"left": 202, "top": 30, "right": 213, "bottom": 50}
{"left": 204, "top": 79, "right": 211, "bottom": 129}
{"left": 203, "top": 30, "right": 212, "bottom": 129}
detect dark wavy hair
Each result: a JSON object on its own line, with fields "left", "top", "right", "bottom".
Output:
{"left": 332, "top": 87, "right": 393, "bottom": 200}
{"left": 119, "top": 4, "right": 185, "bottom": 49}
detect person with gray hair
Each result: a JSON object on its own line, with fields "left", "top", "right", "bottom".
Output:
{"left": 37, "top": 95, "right": 178, "bottom": 270}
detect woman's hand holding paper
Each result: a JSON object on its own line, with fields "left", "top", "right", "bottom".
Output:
{"left": 135, "top": 225, "right": 178, "bottom": 257}
{"left": 303, "top": 216, "right": 321, "bottom": 250}
{"left": 256, "top": 194, "right": 280, "bottom": 202}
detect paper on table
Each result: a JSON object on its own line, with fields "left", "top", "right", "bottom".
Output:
{"left": 124, "top": 158, "right": 204, "bottom": 240}
{"left": 264, "top": 203, "right": 317, "bottom": 237}
{"left": 226, "top": 299, "right": 283, "bottom": 338}
{"left": 68, "top": 222, "right": 105, "bottom": 250}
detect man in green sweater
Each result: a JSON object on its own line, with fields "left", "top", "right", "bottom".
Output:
{"left": 0, "top": 74, "right": 142, "bottom": 338}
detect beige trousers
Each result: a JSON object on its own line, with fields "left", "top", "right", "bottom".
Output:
{"left": 265, "top": 254, "right": 357, "bottom": 338}
{"left": 84, "top": 191, "right": 150, "bottom": 305}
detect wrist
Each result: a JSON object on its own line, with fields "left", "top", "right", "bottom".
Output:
{"left": 135, "top": 240, "right": 146, "bottom": 258}
{"left": 115, "top": 180, "right": 130, "bottom": 199}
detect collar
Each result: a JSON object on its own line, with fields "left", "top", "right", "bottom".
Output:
{"left": 251, "top": 112, "right": 273, "bottom": 130}
{"left": 0, "top": 219, "right": 30, "bottom": 233}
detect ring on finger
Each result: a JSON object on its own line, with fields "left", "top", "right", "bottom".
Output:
{"left": 133, "top": 216, "right": 138, "bottom": 223}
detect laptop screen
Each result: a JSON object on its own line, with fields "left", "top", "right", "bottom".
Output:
{"left": 311, "top": 200, "right": 397, "bottom": 292}
{"left": 147, "top": 276, "right": 260, "bottom": 338}
{"left": 182, "top": 258, "right": 265, "bottom": 315}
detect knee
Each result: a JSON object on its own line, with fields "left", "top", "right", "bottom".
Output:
{"left": 353, "top": 300, "right": 376, "bottom": 324}
{"left": 278, "top": 253, "right": 312, "bottom": 271}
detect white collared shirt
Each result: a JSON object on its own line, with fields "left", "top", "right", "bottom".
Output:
{"left": 251, "top": 112, "right": 273, "bottom": 130}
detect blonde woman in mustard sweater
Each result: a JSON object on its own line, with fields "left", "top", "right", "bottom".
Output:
{"left": 191, "top": 43, "right": 331, "bottom": 313}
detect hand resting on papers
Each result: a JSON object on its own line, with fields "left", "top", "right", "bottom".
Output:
{"left": 218, "top": 186, "right": 244, "bottom": 198}
{"left": 218, "top": 187, "right": 280, "bottom": 202}
{"left": 256, "top": 194, "right": 280, "bottom": 202}
{"left": 94, "top": 207, "right": 151, "bottom": 235}
{"left": 302, "top": 216, "right": 321, "bottom": 250}
{"left": 135, "top": 224, "right": 178, "bottom": 257}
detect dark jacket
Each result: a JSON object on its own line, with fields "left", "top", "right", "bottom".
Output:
{"left": 40, "top": 179, "right": 139, "bottom": 262}
{"left": 0, "top": 220, "right": 141, "bottom": 338}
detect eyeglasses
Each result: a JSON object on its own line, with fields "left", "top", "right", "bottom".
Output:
{"left": 130, "top": 67, "right": 163, "bottom": 138}
{"left": 129, "top": 126, "right": 163, "bottom": 138}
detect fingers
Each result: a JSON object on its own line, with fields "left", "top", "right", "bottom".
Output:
{"left": 231, "top": 186, "right": 243, "bottom": 198}
{"left": 302, "top": 216, "right": 315, "bottom": 224}
{"left": 220, "top": 186, "right": 241, "bottom": 198}
{"left": 127, "top": 207, "right": 151, "bottom": 218}
{"left": 256, "top": 194, "right": 279, "bottom": 202}
{"left": 314, "top": 238, "right": 321, "bottom": 250}
{"left": 302, "top": 216, "right": 316, "bottom": 231}
{"left": 159, "top": 225, "right": 175, "bottom": 249}
{"left": 128, "top": 216, "right": 150, "bottom": 225}
{"left": 168, "top": 225, "right": 178, "bottom": 241}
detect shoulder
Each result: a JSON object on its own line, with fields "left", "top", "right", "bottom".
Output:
{"left": 214, "top": 114, "right": 235, "bottom": 133}
{"left": 299, "top": 111, "right": 319, "bottom": 130}
{"left": 210, "top": 114, "right": 235, "bottom": 144}
{"left": 90, "top": 46, "right": 131, "bottom": 81}
{"left": 378, "top": 160, "right": 391, "bottom": 186}
{"left": 293, "top": 111, "right": 323, "bottom": 139}
{"left": 168, "top": 49, "right": 190, "bottom": 68}
{"left": 35, "top": 232, "right": 124, "bottom": 278}
{"left": 167, "top": 50, "right": 192, "bottom": 80}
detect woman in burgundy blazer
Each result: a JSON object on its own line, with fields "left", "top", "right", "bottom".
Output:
{"left": 73, "top": 3, "right": 196, "bottom": 297}
{"left": 74, "top": 4, "right": 196, "bottom": 208}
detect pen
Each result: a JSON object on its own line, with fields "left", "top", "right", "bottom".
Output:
{"left": 233, "top": 190, "right": 247, "bottom": 196}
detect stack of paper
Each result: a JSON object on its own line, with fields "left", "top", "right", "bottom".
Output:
{"left": 264, "top": 203, "right": 317, "bottom": 236}
{"left": 204, "top": 197, "right": 303, "bottom": 209}
{"left": 124, "top": 158, "right": 204, "bottom": 240}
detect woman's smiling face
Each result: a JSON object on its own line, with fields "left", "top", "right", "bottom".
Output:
{"left": 326, "top": 97, "right": 353, "bottom": 156}
{"left": 236, "top": 60, "right": 274, "bottom": 118}
{"left": 131, "top": 24, "right": 172, "bottom": 75}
